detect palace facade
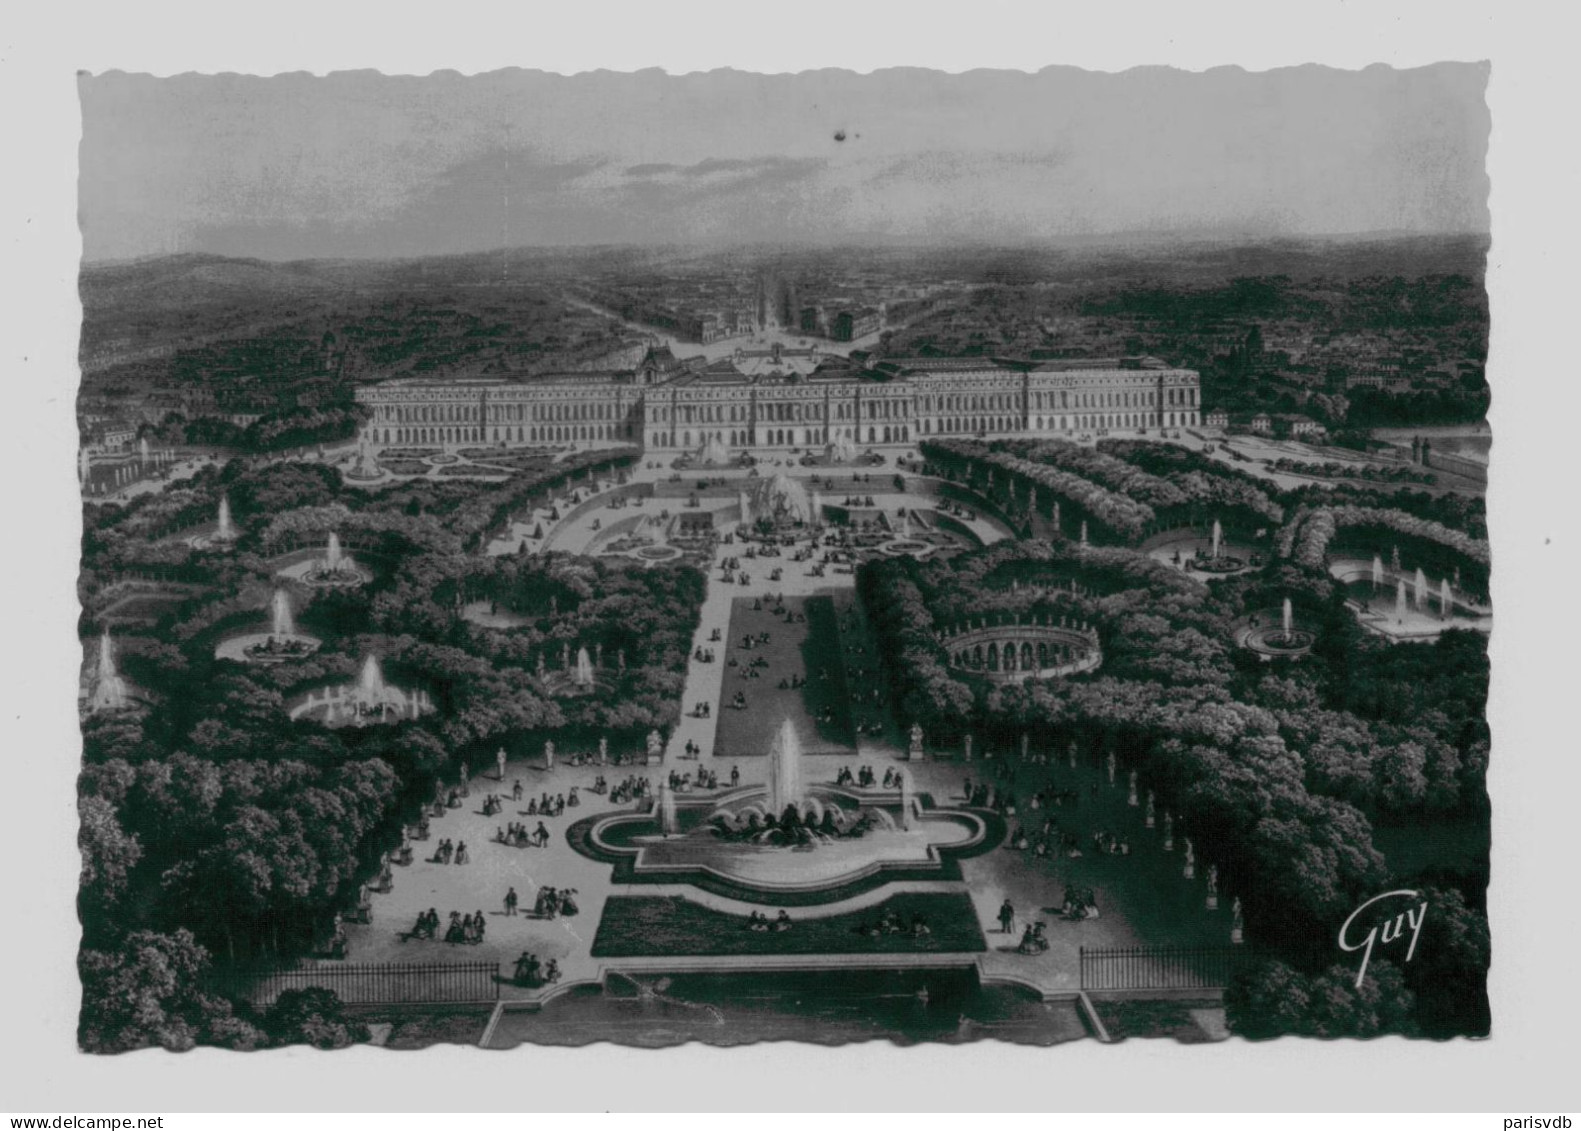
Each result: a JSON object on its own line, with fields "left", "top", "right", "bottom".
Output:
{"left": 354, "top": 354, "right": 1201, "bottom": 454}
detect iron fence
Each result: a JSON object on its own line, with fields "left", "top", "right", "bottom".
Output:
{"left": 1079, "top": 945, "right": 1242, "bottom": 991}
{"left": 212, "top": 960, "right": 501, "bottom": 1006}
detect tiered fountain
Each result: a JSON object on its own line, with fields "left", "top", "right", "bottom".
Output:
{"left": 289, "top": 655, "right": 434, "bottom": 728}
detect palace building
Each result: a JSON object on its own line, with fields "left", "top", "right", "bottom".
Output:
{"left": 354, "top": 351, "right": 1201, "bottom": 454}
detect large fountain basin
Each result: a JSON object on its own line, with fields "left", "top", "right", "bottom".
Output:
{"left": 584, "top": 787, "right": 987, "bottom": 895}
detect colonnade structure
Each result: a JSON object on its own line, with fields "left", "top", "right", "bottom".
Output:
{"left": 354, "top": 352, "right": 1202, "bottom": 456}
{"left": 936, "top": 614, "right": 1103, "bottom": 682}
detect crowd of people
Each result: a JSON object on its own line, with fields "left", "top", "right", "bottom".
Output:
{"left": 493, "top": 821, "right": 552, "bottom": 849}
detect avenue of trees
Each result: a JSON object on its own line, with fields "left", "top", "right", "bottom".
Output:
{"left": 858, "top": 523, "right": 1489, "bottom": 1038}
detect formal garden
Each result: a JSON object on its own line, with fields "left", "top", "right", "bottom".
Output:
{"left": 76, "top": 451, "right": 703, "bottom": 1052}
{"left": 869, "top": 437, "right": 1491, "bottom": 1039}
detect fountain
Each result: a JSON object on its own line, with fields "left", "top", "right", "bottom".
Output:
{"left": 1440, "top": 578, "right": 1454, "bottom": 620}
{"left": 1395, "top": 579, "right": 1408, "bottom": 621}
{"left": 1239, "top": 596, "right": 1314, "bottom": 658}
{"left": 288, "top": 654, "right": 431, "bottom": 727}
{"left": 1079, "top": 521, "right": 1089, "bottom": 548}
{"left": 139, "top": 437, "right": 150, "bottom": 464}
{"left": 295, "top": 532, "right": 369, "bottom": 588}
{"left": 574, "top": 646, "right": 595, "bottom": 690}
{"left": 215, "top": 496, "right": 236, "bottom": 541}
{"left": 1414, "top": 567, "right": 1429, "bottom": 610}
{"left": 1371, "top": 555, "right": 1385, "bottom": 593}
{"left": 1191, "top": 516, "right": 1247, "bottom": 573}
{"left": 88, "top": 631, "right": 131, "bottom": 713}
{"left": 226, "top": 588, "right": 322, "bottom": 663}
{"left": 576, "top": 717, "right": 992, "bottom": 895}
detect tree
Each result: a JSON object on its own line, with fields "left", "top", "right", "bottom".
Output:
{"left": 261, "top": 987, "right": 369, "bottom": 1049}
{"left": 78, "top": 930, "right": 263, "bottom": 1053}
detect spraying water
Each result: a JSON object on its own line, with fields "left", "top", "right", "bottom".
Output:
{"left": 1395, "top": 578, "right": 1408, "bottom": 621}
{"left": 574, "top": 646, "right": 595, "bottom": 689}
{"left": 325, "top": 533, "right": 344, "bottom": 572}
{"left": 271, "top": 590, "right": 296, "bottom": 638}
{"left": 1371, "top": 555, "right": 1384, "bottom": 592}
{"left": 358, "top": 655, "right": 385, "bottom": 699}
{"left": 90, "top": 631, "right": 130, "bottom": 712}
{"left": 1210, "top": 519, "right": 1223, "bottom": 561}
{"left": 1281, "top": 598, "right": 1293, "bottom": 639}
{"left": 658, "top": 783, "right": 680, "bottom": 836}
{"left": 216, "top": 496, "right": 234, "bottom": 540}
{"left": 1414, "top": 567, "right": 1428, "bottom": 610}
{"left": 767, "top": 720, "right": 804, "bottom": 817}
{"left": 1440, "top": 578, "right": 1454, "bottom": 621}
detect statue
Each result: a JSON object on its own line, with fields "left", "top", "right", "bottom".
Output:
{"left": 595, "top": 643, "right": 603, "bottom": 669}
{"left": 963, "top": 734, "right": 973, "bottom": 762}
{"left": 1183, "top": 837, "right": 1195, "bottom": 879}
{"left": 536, "top": 653, "right": 546, "bottom": 680}
{"left": 458, "top": 762, "right": 470, "bottom": 796}
{"left": 543, "top": 741, "right": 555, "bottom": 771}
{"left": 908, "top": 723, "right": 924, "bottom": 760}
{"left": 1145, "top": 790, "right": 1156, "bottom": 828}
{"left": 1068, "top": 742, "right": 1077, "bottom": 769}
{"left": 618, "top": 649, "right": 627, "bottom": 672}
{"left": 598, "top": 736, "right": 608, "bottom": 765}
{"left": 1127, "top": 769, "right": 1138, "bottom": 806}
{"left": 1163, "top": 811, "right": 1175, "bottom": 851}
{"left": 1105, "top": 750, "right": 1116, "bottom": 785}
{"left": 1206, "top": 865, "right": 1219, "bottom": 910}
{"left": 1020, "top": 733, "right": 1030, "bottom": 760}
{"left": 1231, "top": 898, "right": 1244, "bottom": 945}
{"left": 560, "top": 642, "right": 570, "bottom": 669}
{"left": 496, "top": 748, "right": 507, "bottom": 782}
{"left": 646, "top": 728, "right": 663, "bottom": 765}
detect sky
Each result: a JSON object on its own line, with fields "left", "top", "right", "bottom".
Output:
{"left": 78, "top": 64, "right": 1490, "bottom": 262}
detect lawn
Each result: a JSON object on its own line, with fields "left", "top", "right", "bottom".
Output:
{"left": 710, "top": 594, "right": 855, "bottom": 758}
{"left": 590, "top": 892, "right": 986, "bottom": 957}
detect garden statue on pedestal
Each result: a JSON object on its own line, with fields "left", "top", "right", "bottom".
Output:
{"left": 536, "top": 654, "right": 546, "bottom": 680}
{"left": 1145, "top": 791, "right": 1155, "bottom": 828}
{"left": 1106, "top": 749, "right": 1116, "bottom": 785}
{"left": 458, "top": 762, "right": 470, "bottom": 797}
{"left": 1163, "top": 811, "right": 1175, "bottom": 851}
{"left": 598, "top": 737, "right": 608, "bottom": 765}
{"left": 1231, "top": 898, "right": 1244, "bottom": 944}
{"left": 963, "top": 734, "right": 973, "bottom": 762}
{"left": 1206, "top": 865, "right": 1219, "bottom": 910}
{"left": 1183, "top": 837, "right": 1196, "bottom": 879}
{"left": 908, "top": 723, "right": 924, "bottom": 760}
{"left": 543, "top": 741, "right": 555, "bottom": 771}
{"left": 1128, "top": 770, "right": 1138, "bottom": 806}
{"left": 496, "top": 748, "right": 507, "bottom": 781}
{"left": 646, "top": 729, "right": 663, "bottom": 765}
